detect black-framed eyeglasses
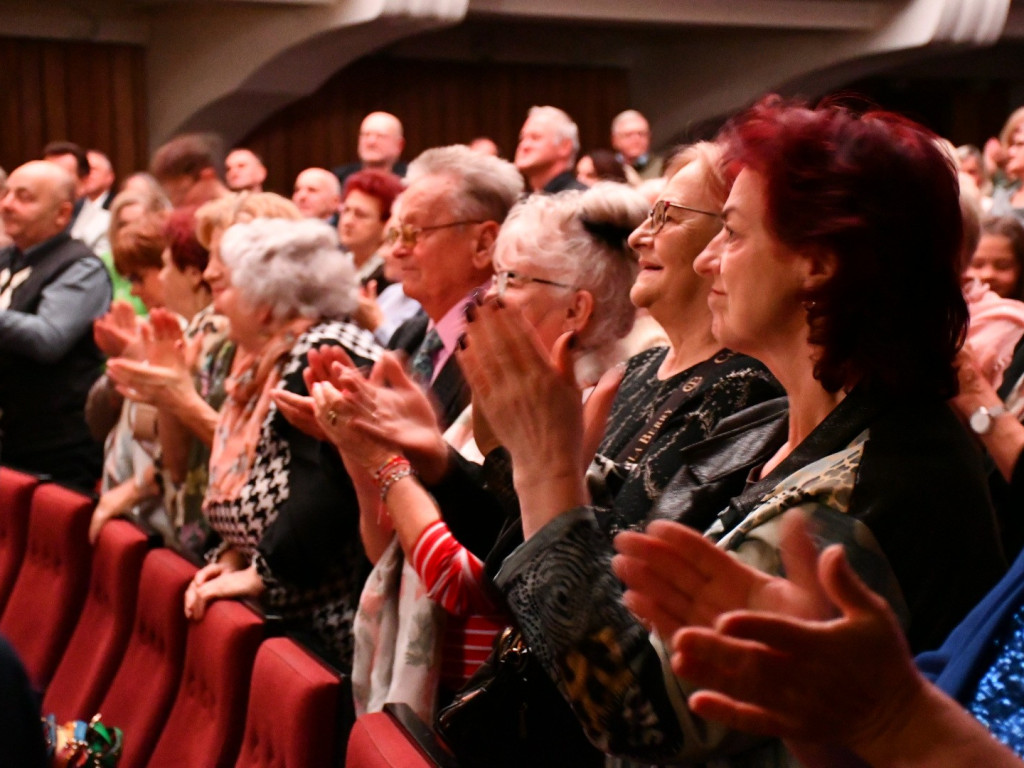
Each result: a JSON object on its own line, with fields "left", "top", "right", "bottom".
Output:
{"left": 384, "top": 220, "right": 484, "bottom": 247}
{"left": 492, "top": 270, "right": 575, "bottom": 297}
{"left": 647, "top": 200, "right": 720, "bottom": 235}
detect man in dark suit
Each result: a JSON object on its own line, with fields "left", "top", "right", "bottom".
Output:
{"left": 333, "top": 111, "right": 408, "bottom": 189}
{"left": 387, "top": 145, "right": 523, "bottom": 429}
{"left": 0, "top": 161, "right": 111, "bottom": 489}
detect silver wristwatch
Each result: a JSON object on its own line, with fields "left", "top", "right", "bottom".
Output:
{"left": 969, "top": 404, "right": 1008, "bottom": 435}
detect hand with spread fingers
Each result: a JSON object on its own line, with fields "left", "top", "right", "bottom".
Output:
{"left": 612, "top": 513, "right": 832, "bottom": 643}
{"left": 457, "top": 299, "right": 586, "bottom": 538}
{"left": 622, "top": 517, "right": 1023, "bottom": 768}
{"left": 310, "top": 372, "right": 395, "bottom": 473}
{"left": 94, "top": 300, "right": 144, "bottom": 359}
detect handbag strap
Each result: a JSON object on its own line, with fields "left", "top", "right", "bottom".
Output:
{"left": 614, "top": 380, "right": 696, "bottom": 468}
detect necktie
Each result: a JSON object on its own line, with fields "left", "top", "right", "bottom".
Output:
{"left": 410, "top": 328, "right": 444, "bottom": 385}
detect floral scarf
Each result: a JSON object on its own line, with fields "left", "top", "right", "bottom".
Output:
{"left": 205, "top": 318, "right": 313, "bottom": 507}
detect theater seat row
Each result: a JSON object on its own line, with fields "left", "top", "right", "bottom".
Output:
{"left": 0, "top": 467, "right": 346, "bottom": 768}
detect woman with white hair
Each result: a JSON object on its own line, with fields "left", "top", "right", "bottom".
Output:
{"left": 290, "top": 182, "right": 645, "bottom": 740}
{"left": 183, "top": 216, "right": 381, "bottom": 666}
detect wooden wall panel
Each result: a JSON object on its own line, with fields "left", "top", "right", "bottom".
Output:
{"left": 0, "top": 37, "right": 147, "bottom": 185}
{"left": 241, "top": 56, "right": 629, "bottom": 195}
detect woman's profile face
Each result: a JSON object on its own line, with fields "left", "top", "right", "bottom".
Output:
{"left": 159, "top": 246, "right": 198, "bottom": 316}
{"left": 127, "top": 266, "right": 165, "bottom": 311}
{"left": 694, "top": 168, "right": 810, "bottom": 357}
{"left": 966, "top": 233, "right": 1021, "bottom": 299}
{"left": 627, "top": 162, "right": 722, "bottom": 318}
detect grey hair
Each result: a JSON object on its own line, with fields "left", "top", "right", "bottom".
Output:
{"left": 405, "top": 144, "right": 524, "bottom": 224}
{"left": 494, "top": 181, "right": 647, "bottom": 352}
{"left": 219, "top": 217, "right": 358, "bottom": 322}
{"left": 527, "top": 106, "right": 580, "bottom": 163}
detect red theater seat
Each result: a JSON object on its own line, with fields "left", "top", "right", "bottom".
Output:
{"left": 43, "top": 519, "right": 149, "bottom": 721}
{"left": 0, "top": 481, "right": 93, "bottom": 689}
{"left": 0, "top": 467, "right": 38, "bottom": 617}
{"left": 146, "top": 599, "right": 263, "bottom": 768}
{"left": 346, "top": 704, "right": 459, "bottom": 768}
{"left": 234, "top": 637, "right": 343, "bottom": 768}
{"left": 98, "top": 548, "right": 195, "bottom": 768}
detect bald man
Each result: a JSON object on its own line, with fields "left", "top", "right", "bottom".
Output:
{"left": 333, "top": 111, "right": 407, "bottom": 187}
{"left": 292, "top": 167, "right": 342, "bottom": 222}
{"left": 0, "top": 161, "right": 111, "bottom": 488}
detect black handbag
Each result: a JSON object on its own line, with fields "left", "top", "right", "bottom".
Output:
{"left": 435, "top": 626, "right": 604, "bottom": 768}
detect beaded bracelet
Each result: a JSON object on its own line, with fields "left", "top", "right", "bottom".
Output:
{"left": 376, "top": 456, "right": 415, "bottom": 505}
{"left": 373, "top": 455, "right": 407, "bottom": 483}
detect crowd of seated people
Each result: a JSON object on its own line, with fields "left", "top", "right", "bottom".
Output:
{"left": 10, "top": 92, "right": 1024, "bottom": 768}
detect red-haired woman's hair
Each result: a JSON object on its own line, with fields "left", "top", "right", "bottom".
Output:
{"left": 164, "top": 206, "right": 209, "bottom": 274}
{"left": 342, "top": 169, "right": 404, "bottom": 221}
{"left": 719, "top": 95, "right": 967, "bottom": 399}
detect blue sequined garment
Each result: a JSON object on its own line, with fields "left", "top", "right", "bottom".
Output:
{"left": 967, "top": 601, "right": 1024, "bottom": 756}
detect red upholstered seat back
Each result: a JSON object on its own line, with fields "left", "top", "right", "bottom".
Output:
{"left": 0, "top": 468, "right": 39, "bottom": 617}
{"left": 98, "top": 548, "right": 195, "bottom": 768}
{"left": 0, "top": 481, "right": 93, "bottom": 689}
{"left": 43, "top": 519, "right": 149, "bottom": 721}
{"left": 347, "top": 705, "right": 456, "bottom": 768}
{"left": 146, "top": 598, "right": 263, "bottom": 768}
{"left": 233, "top": 637, "right": 342, "bottom": 768}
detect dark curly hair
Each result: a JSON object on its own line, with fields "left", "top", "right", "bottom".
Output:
{"left": 719, "top": 95, "right": 967, "bottom": 399}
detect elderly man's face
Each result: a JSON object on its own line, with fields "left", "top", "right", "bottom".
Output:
{"left": 292, "top": 170, "right": 341, "bottom": 220}
{"left": 515, "top": 115, "right": 566, "bottom": 176}
{"left": 612, "top": 115, "right": 651, "bottom": 165}
{"left": 1, "top": 162, "right": 73, "bottom": 251}
{"left": 390, "top": 175, "right": 485, "bottom": 318}
{"left": 358, "top": 114, "right": 404, "bottom": 168}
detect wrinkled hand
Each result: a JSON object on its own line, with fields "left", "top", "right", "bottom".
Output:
{"left": 352, "top": 280, "right": 384, "bottom": 333}
{"left": 142, "top": 308, "right": 189, "bottom": 368}
{"left": 303, "top": 344, "right": 358, "bottom": 391}
{"left": 310, "top": 374, "right": 395, "bottom": 472}
{"left": 89, "top": 489, "right": 127, "bottom": 545}
{"left": 94, "top": 300, "right": 142, "bottom": 358}
{"left": 613, "top": 513, "right": 832, "bottom": 642}
{"left": 353, "top": 353, "right": 448, "bottom": 480}
{"left": 184, "top": 560, "right": 263, "bottom": 621}
{"left": 668, "top": 539, "right": 926, "bottom": 761}
{"left": 106, "top": 357, "right": 195, "bottom": 411}
{"left": 272, "top": 388, "right": 327, "bottom": 441}
{"left": 458, "top": 300, "right": 583, "bottom": 481}
{"left": 950, "top": 346, "right": 1002, "bottom": 421}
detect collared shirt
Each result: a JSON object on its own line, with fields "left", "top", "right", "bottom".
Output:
{"left": 426, "top": 283, "right": 487, "bottom": 384}
{"left": 373, "top": 283, "right": 422, "bottom": 346}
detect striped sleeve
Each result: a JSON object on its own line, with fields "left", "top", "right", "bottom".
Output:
{"left": 410, "top": 520, "right": 498, "bottom": 616}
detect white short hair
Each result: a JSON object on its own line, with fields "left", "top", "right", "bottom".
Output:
{"left": 494, "top": 182, "right": 648, "bottom": 351}
{"left": 220, "top": 218, "right": 358, "bottom": 322}
{"left": 528, "top": 106, "right": 580, "bottom": 162}
{"left": 406, "top": 144, "right": 524, "bottom": 223}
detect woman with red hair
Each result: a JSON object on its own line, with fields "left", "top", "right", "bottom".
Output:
{"left": 460, "top": 96, "right": 1006, "bottom": 765}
